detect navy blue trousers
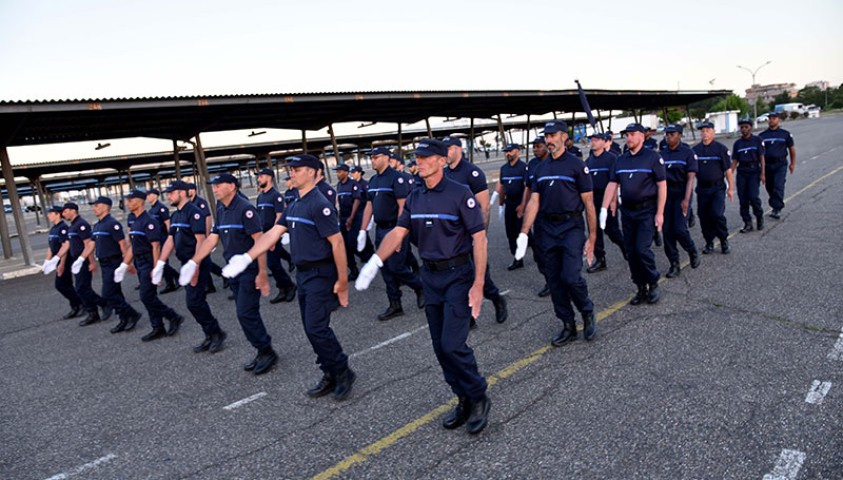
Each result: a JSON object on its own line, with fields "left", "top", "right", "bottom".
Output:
{"left": 375, "top": 226, "right": 422, "bottom": 302}
{"left": 229, "top": 264, "right": 272, "bottom": 351}
{"left": 538, "top": 217, "right": 594, "bottom": 323}
{"left": 296, "top": 263, "right": 348, "bottom": 375}
{"left": 267, "top": 241, "right": 294, "bottom": 289}
{"left": 421, "top": 262, "right": 487, "bottom": 401}
{"left": 55, "top": 261, "right": 82, "bottom": 308}
{"left": 72, "top": 257, "right": 106, "bottom": 314}
{"left": 621, "top": 206, "right": 660, "bottom": 286}
{"left": 504, "top": 203, "right": 523, "bottom": 255}
{"left": 697, "top": 184, "right": 728, "bottom": 244}
{"left": 99, "top": 257, "right": 138, "bottom": 320}
{"left": 531, "top": 225, "right": 545, "bottom": 277}
{"left": 341, "top": 216, "right": 372, "bottom": 272}
{"left": 737, "top": 168, "right": 763, "bottom": 222}
{"left": 135, "top": 256, "right": 177, "bottom": 328}
{"left": 765, "top": 160, "right": 788, "bottom": 211}
{"left": 183, "top": 258, "right": 221, "bottom": 336}
{"left": 592, "top": 189, "right": 625, "bottom": 260}
{"left": 663, "top": 190, "right": 697, "bottom": 264}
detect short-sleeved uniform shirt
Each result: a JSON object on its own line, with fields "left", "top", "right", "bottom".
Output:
{"left": 732, "top": 135, "right": 766, "bottom": 171}
{"left": 526, "top": 156, "right": 548, "bottom": 191}
{"left": 128, "top": 210, "right": 161, "bottom": 257}
{"left": 211, "top": 195, "right": 263, "bottom": 261}
{"left": 499, "top": 160, "right": 528, "bottom": 206}
{"left": 256, "top": 187, "right": 285, "bottom": 232}
{"left": 149, "top": 201, "right": 171, "bottom": 240}
{"left": 609, "top": 142, "right": 622, "bottom": 156}
{"left": 643, "top": 137, "right": 659, "bottom": 151}
{"left": 444, "top": 159, "right": 488, "bottom": 195}
{"left": 316, "top": 180, "right": 337, "bottom": 207}
{"left": 530, "top": 151, "right": 593, "bottom": 214}
{"left": 192, "top": 196, "right": 212, "bottom": 218}
{"left": 367, "top": 167, "right": 410, "bottom": 224}
{"left": 48, "top": 221, "right": 69, "bottom": 256}
{"left": 336, "top": 178, "right": 363, "bottom": 219}
{"left": 67, "top": 216, "right": 92, "bottom": 258}
{"left": 568, "top": 145, "right": 583, "bottom": 159}
{"left": 397, "top": 177, "right": 485, "bottom": 262}
{"left": 283, "top": 188, "right": 299, "bottom": 207}
{"left": 759, "top": 127, "right": 794, "bottom": 160}
{"left": 585, "top": 151, "right": 617, "bottom": 192}
{"left": 692, "top": 141, "right": 731, "bottom": 184}
{"left": 169, "top": 202, "right": 206, "bottom": 263}
{"left": 609, "top": 148, "right": 666, "bottom": 204}
{"left": 92, "top": 214, "right": 125, "bottom": 259}
{"left": 278, "top": 188, "right": 339, "bottom": 265}
{"left": 661, "top": 145, "right": 699, "bottom": 186}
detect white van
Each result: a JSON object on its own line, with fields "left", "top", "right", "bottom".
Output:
{"left": 774, "top": 103, "right": 807, "bottom": 116}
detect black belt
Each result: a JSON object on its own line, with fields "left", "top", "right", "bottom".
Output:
{"left": 622, "top": 198, "right": 657, "bottom": 211}
{"left": 376, "top": 220, "right": 396, "bottom": 229}
{"left": 296, "top": 258, "right": 333, "bottom": 272}
{"left": 541, "top": 211, "right": 582, "bottom": 223}
{"left": 697, "top": 179, "right": 724, "bottom": 189}
{"left": 766, "top": 156, "right": 787, "bottom": 164}
{"left": 423, "top": 254, "right": 470, "bottom": 272}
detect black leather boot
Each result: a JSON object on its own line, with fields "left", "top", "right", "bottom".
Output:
{"left": 443, "top": 397, "right": 471, "bottom": 429}
{"left": 378, "top": 299, "right": 404, "bottom": 321}
{"left": 630, "top": 284, "right": 648, "bottom": 305}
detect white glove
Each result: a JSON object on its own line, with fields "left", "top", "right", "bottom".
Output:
{"left": 281, "top": 232, "right": 290, "bottom": 246}
{"left": 354, "top": 255, "right": 383, "bottom": 291}
{"left": 498, "top": 205, "right": 505, "bottom": 221}
{"left": 42, "top": 257, "right": 60, "bottom": 275}
{"left": 356, "top": 230, "right": 367, "bottom": 252}
{"left": 222, "top": 253, "right": 253, "bottom": 278}
{"left": 151, "top": 260, "right": 165, "bottom": 285}
{"left": 179, "top": 260, "right": 198, "bottom": 286}
{"left": 114, "top": 262, "right": 129, "bottom": 283}
{"left": 599, "top": 207, "right": 608, "bottom": 230}
{"left": 514, "top": 232, "right": 529, "bottom": 260}
{"left": 366, "top": 218, "right": 374, "bottom": 231}
{"left": 490, "top": 191, "right": 499, "bottom": 207}
{"left": 71, "top": 256, "right": 85, "bottom": 274}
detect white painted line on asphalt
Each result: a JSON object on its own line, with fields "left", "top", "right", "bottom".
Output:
{"left": 483, "top": 289, "right": 511, "bottom": 303}
{"left": 349, "top": 325, "right": 428, "bottom": 359}
{"left": 43, "top": 453, "right": 117, "bottom": 480}
{"left": 223, "top": 392, "right": 267, "bottom": 411}
{"left": 827, "top": 329, "right": 843, "bottom": 361}
{"left": 762, "top": 449, "right": 806, "bottom": 480}
{"left": 804, "top": 380, "right": 832, "bottom": 405}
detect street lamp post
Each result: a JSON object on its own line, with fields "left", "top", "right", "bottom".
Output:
{"left": 738, "top": 61, "right": 772, "bottom": 128}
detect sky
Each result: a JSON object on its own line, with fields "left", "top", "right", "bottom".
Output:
{"left": 1, "top": 0, "right": 842, "bottom": 164}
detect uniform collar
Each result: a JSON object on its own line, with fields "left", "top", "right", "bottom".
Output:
{"left": 421, "top": 176, "right": 447, "bottom": 193}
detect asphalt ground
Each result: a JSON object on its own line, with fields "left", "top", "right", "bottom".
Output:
{"left": 1, "top": 115, "right": 841, "bottom": 479}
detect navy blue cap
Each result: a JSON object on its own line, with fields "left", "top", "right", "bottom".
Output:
{"left": 146, "top": 188, "right": 160, "bottom": 196}
{"left": 286, "top": 154, "right": 322, "bottom": 170}
{"left": 738, "top": 118, "right": 753, "bottom": 126}
{"left": 282, "top": 174, "right": 291, "bottom": 181}
{"left": 412, "top": 138, "right": 448, "bottom": 157}
{"left": 621, "top": 123, "right": 646, "bottom": 134}
{"left": 440, "top": 136, "right": 462, "bottom": 147}
{"left": 503, "top": 143, "right": 522, "bottom": 151}
{"left": 407, "top": 160, "right": 417, "bottom": 167}
{"left": 333, "top": 164, "right": 350, "bottom": 172}
{"left": 186, "top": 182, "right": 197, "bottom": 190}
{"left": 767, "top": 111, "right": 781, "bottom": 118}
{"left": 697, "top": 121, "right": 715, "bottom": 130}
{"left": 369, "top": 147, "right": 391, "bottom": 157}
{"left": 89, "top": 196, "right": 112, "bottom": 207}
{"left": 588, "top": 132, "right": 609, "bottom": 140}
{"left": 350, "top": 165, "right": 364, "bottom": 173}
{"left": 606, "top": 129, "right": 614, "bottom": 135}
{"left": 664, "top": 124, "right": 684, "bottom": 134}
{"left": 162, "top": 180, "right": 190, "bottom": 193}
{"left": 542, "top": 120, "right": 568, "bottom": 134}
{"left": 62, "top": 202, "right": 79, "bottom": 211}
{"left": 256, "top": 168, "right": 274, "bottom": 177}
{"left": 207, "top": 173, "right": 240, "bottom": 186}
{"left": 533, "top": 137, "right": 546, "bottom": 144}
{"left": 48, "top": 205, "right": 64, "bottom": 213}
{"left": 126, "top": 189, "right": 147, "bottom": 200}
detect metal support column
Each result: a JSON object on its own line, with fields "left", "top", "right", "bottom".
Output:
{"left": 173, "top": 140, "right": 182, "bottom": 180}
{"left": 30, "top": 183, "right": 40, "bottom": 227}
{"left": 469, "top": 118, "right": 475, "bottom": 163}
{"left": 326, "top": 124, "right": 339, "bottom": 182}
{"left": 685, "top": 105, "right": 696, "bottom": 141}
{"left": 1, "top": 146, "right": 34, "bottom": 265}
{"left": 496, "top": 115, "right": 506, "bottom": 150}
{"left": 35, "top": 178, "right": 49, "bottom": 224}
{"left": 425, "top": 118, "right": 433, "bottom": 137}
{"left": 193, "top": 134, "right": 215, "bottom": 214}
{"left": 397, "top": 123, "right": 403, "bottom": 158}
{"left": 302, "top": 130, "right": 308, "bottom": 155}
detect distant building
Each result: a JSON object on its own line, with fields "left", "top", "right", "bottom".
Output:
{"left": 745, "top": 83, "right": 798, "bottom": 105}
{"left": 805, "top": 80, "right": 830, "bottom": 91}
{"left": 705, "top": 110, "right": 739, "bottom": 134}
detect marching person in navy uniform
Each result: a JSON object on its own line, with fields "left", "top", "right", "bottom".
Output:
{"left": 585, "top": 132, "right": 626, "bottom": 273}
{"left": 407, "top": 160, "right": 423, "bottom": 186}
{"left": 224, "top": 154, "right": 355, "bottom": 401}
{"left": 350, "top": 166, "right": 375, "bottom": 260}
{"left": 660, "top": 124, "right": 701, "bottom": 278}
{"left": 358, "top": 146, "right": 425, "bottom": 321}
{"left": 515, "top": 120, "right": 597, "bottom": 345}
{"left": 187, "top": 182, "right": 223, "bottom": 291}
{"left": 181, "top": 173, "right": 278, "bottom": 375}
{"left": 390, "top": 152, "right": 421, "bottom": 274}
{"left": 523, "top": 137, "right": 551, "bottom": 297}
{"left": 41, "top": 205, "right": 83, "bottom": 319}
{"left": 759, "top": 111, "right": 796, "bottom": 219}
{"left": 334, "top": 163, "right": 365, "bottom": 280}
{"left": 442, "top": 136, "right": 508, "bottom": 325}
{"left": 59, "top": 203, "right": 111, "bottom": 326}
{"left": 600, "top": 123, "right": 667, "bottom": 305}
{"left": 693, "top": 121, "right": 735, "bottom": 254}
{"left": 315, "top": 164, "right": 337, "bottom": 207}
{"left": 606, "top": 130, "right": 622, "bottom": 156}
{"left": 356, "top": 139, "right": 491, "bottom": 434}
{"left": 116, "top": 190, "right": 183, "bottom": 340}
{"left": 495, "top": 143, "right": 528, "bottom": 269}
{"left": 255, "top": 168, "right": 297, "bottom": 304}
{"left": 732, "top": 118, "right": 767, "bottom": 233}
{"left": 155, "top": 181, "right": 227, "bottom": 353}
{"left": 565, "top": 137, "right": 583, "bottom": 159}
{"left": 147, "top": 189, "right": 181, "bottom": 294}
{"left": 659, "top": 135, "right": 696, "bottom": 228}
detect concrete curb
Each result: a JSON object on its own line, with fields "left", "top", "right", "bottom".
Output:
{"left": 0, "top": 265, "right": 42, "bottom": 281}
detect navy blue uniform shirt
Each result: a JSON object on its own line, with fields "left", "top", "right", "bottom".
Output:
{"left": 610, "top": 148, "right": 666, "bottom": 204}
{"left": 316, "top": 180, "right": 337, "bottom": 207}
{"left": 661, "top": 145, "right": 699, "bottom": 185}
{"left": 367, "top": 167, "right": 410, "bottom": 224}
{"left": 149, "top": 201, "right": 171, "bottom": 239}
{"left": 530, "top": 151, "right": 593, "bottom": 214}
{"left": 759, "top": 127, "right": 794, "bottom": 159}
{"left": 191, "top": 196, "right": 212, "bottom": 218}
{"left": 170, "top": 202, "right": 206, "bottom": 262}
{"left": 93, "top": 214, "right": 125, "bottom": 259}
{"left": 128, "top": 210, "right": 161, "bottom": 257}
{"left": 283, "top": 188, "right": 299, "bottom": 207}
{"left": 499, "top": 160, "right": 528, "bottom": 206}
{"left": 48, "top": 222, "right": 69, "bottom": 256}
{"left": 526, "top": 156, "right": 547, "bottom": 190}
{"left": 397, "top": 177, "right": 485, "bottom": 261}
{"left": 336, "top": 178, "right": 363, "bottom": 219}
{"left": 585, "top": 150, "right": 617, "bottom": 191}
{"left": 693, "top": 141, "right": 731, "bottom": 183}
{"left": 644, "top": 137, "right": 659, "bottom": 151}
{"left": 609, "top": 142, "right": 622, "bottom": 156}
{"left": 732, "top": 135, "right": 766, "bottom": 170}
{"left": 212, "top": 195, "right": 263, "bottom": 261}
{"left": 67, "top": 216, "right": 92, "bottom": 258}
{"left": 256, "top": 187, "right": 285, "bottom": 232}
{"left": 659, "top": 139, "right": 691, "bottom": 151}
{"left": 278, "top": 188, "right": 340, "bottom": 264}
{"left": 444, "top": 159, "right": 488, "bottom": 195}
{"left": 568, "top": 145, "right": 583, "bottom": 159}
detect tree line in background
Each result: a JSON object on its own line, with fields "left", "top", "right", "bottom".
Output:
{"left": 682, "top": 83, "right": 843, "bottom": 121}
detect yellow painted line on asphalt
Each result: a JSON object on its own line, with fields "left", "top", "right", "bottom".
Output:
{"left": 311, "top": 161, "right": 843, "bottom": 480}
